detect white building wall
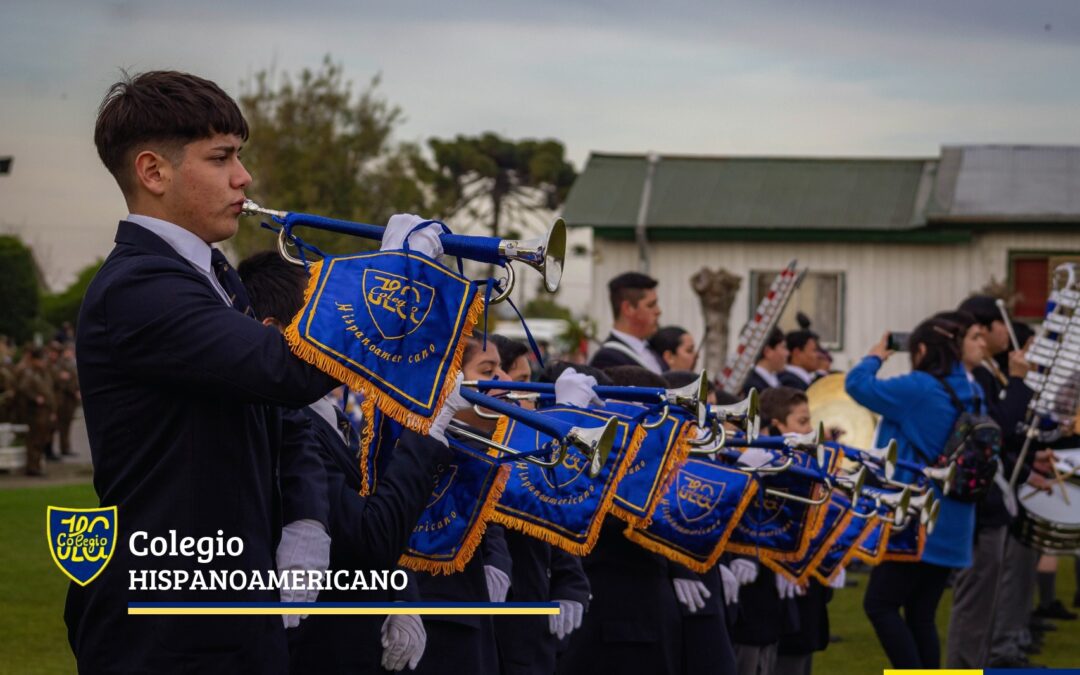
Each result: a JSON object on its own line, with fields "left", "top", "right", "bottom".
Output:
{"left": 584, "top": 230, "right": 1080, "bottom": 378}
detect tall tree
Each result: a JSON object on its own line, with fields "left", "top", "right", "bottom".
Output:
{"left": 423, "top": 133, "right": 576, "bottom": 240}
{"left": 233, "top": 56, "right": 429, "bottom": 258}
{"left": 0, "top": 235, "right": 41, "bottom": 343}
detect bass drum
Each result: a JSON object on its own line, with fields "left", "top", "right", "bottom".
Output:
{"left": 1012, "top": 481, "right": 1080, "bottom": 554}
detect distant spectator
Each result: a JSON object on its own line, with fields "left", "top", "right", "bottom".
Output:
{"left": 742, "top": 327, "right": 787, "bottom": 396}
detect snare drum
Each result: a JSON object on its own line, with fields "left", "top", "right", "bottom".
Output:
{"left": 1012, "top": 482, "right": 1080, "bottom": 554}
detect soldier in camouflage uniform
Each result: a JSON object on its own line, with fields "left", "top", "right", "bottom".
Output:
{"left": 16, "top": 347, "right": 56, "bottom": 475}
{"left": 52, "top": 343, "right": 80, "bottom": 456}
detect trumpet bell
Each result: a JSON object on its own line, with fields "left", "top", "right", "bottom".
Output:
{"left": 669, "top": 370, "right": 710, "bottom": 427}
{"left": 501, "top": 218, "right": 566, "bottom": 294}
{"left": 567, "top": 416, "right": 618, "bottom": 478}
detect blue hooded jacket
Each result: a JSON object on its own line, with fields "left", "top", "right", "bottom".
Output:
{"left": 845, "top": 356, "right": 980, "bottom": 569}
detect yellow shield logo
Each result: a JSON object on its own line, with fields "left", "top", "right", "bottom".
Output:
{"left": 47, "top": 506, "right": 117, "bottom": 586}
{"left": 362, "top": 270, "right": 436, "bottom": 340}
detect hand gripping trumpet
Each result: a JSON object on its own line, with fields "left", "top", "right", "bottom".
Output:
{"left": 448, "top": 388, "right": 617, "bottom": 478}
{"left": 240, "top": 200, "right": 566, "bottom": 303}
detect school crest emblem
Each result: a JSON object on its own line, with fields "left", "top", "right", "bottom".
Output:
{"left": 47, "top": 506, "right": 117, "bottom": 586}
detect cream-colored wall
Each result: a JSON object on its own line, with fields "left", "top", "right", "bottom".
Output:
{"left": 585, "top": 230, "right": 1080, "bottom": 378}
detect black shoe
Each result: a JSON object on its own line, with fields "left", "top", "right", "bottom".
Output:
{"left": 1030, "top": 616, "right": 1057, "bottom": 633}
{"left": 1033, "top": 599, "right": 1078, "bottom": 621}
{"left": 989, "top": 655, "right": 1046, "bottom": 669}
{"left": 1074, "top": 591, "right": 1080, "bottom": 609}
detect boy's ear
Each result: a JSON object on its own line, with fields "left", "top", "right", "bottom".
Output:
{"left": 133, "top": 150, "right": 170, "bottom": 196}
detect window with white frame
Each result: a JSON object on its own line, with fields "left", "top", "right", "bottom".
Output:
{"left": 749, "top": 270, "right": 845, "bottom": 350}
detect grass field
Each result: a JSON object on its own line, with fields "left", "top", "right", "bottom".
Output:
{"left": 2, "top": 481, "right": 1077, "bottom": 673}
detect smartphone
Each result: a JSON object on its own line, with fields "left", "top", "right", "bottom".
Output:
{"left": 887, "top": 332, "right": 911, "bottom": 352}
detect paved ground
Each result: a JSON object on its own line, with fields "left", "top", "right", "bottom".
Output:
{"left": 0, "top": 410, "right": 94, "bottom": 488}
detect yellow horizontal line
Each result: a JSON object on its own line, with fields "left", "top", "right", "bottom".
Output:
{"left": 128, "top": 608, "right": 559, "bottom": 616}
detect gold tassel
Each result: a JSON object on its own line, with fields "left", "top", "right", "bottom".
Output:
{"left": 356, "top": 397, "right": 377, "bottom": 497}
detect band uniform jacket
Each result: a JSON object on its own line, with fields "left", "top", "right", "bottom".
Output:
{"left": 669, "top": 564, "right": 737, "bottom": 675}
{"left": 742, "top": 369, "right": 776, "bottom": 397}
{"left": 588, "top": 333, "right": 665, "bottom": 372}
{"left": 495, "top": 531, "right": 591, "bottom": 675}
{"left": 289, "top": 405, "right": 454, "bottom": 674}
{"left": 777, "top": 370, "right": 811, "bottom": 392}
{"left": 66, "top": 221, "right": 337, "bottom": 674}
{"left": 558, "top": 518, "right": 684, "bottom": 675}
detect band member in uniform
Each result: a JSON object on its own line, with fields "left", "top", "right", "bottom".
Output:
{"left": 589, "top": 272, "right": 664, "bottom": 373}
{"left": 68, "top": 70, "right": 339, "bottom": 674}
{"left": 846, "top": 315, "right": 981, "bottom": 670}
{"left": 491, "top": 334, "right": 534, "bottom": 384}
{"left": 744, "top": 327, "right": 787, "bottom": 396}
{"left": 560, "top": 365, "right": 684, "bottom": 675}
{"left": 649, "top": 326, "right": 698, "bottom": 372}
{"left": 237, "top": 249, "right": 462, "bottom": 674}
{"left": 778, "top": 328, "right": 820, "bottom": 392}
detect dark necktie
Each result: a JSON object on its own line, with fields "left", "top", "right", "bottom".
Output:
{"left": 210, "top": 248, "right": 255, "bottom": 318}
{"left": 333, "top": 405, "right": 360, "bottom": 457}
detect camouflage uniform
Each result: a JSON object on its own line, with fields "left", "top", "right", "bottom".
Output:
{"left": 16, "top": 360, "right": 55, "bottom": 475}
{"left": 52, "top": 356, "right": 80, "bottom": 455}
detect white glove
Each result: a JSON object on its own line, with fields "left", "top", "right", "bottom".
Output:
{"left": 775, "top": 574, "right": 803, "bottom": 600}
{"left": 736, "top": 447, "right": 775, "bottom": 469}
{"left": 430, "top": 374, "right": 470, "bottom": 444}
{"left": 672, "top": 578, "right": 711, "bottom": 613}
{"left": 729, "top": 558, "right": 758, "bottom": 585}
{"left": 381, "top": 614, "right": 427, "bottom": 671}
{"left": 484, "top": 565, "right": 510, "bottom": 603}
{"left": 554, "top": 367, "right": 603, "bottom": 408}
{"left": 828, "top": 567, "right": 847, "bottom": 590}
{"left": 380, "top": 214, "right": 445, "bottom": 260}
{"left": 276, "top": 519, "right": 331, "bottom": 628}
{"left": 548, "top": 599, "right": 583, "bottom": 639}
{"left": 718, "top": 564, "right": 740, "bottom": 605}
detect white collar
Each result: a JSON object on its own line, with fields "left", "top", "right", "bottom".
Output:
{"left": 784, "top": 364, "right": 814, "bottom": 385}
{"left": 309, "top": 395, "right": 346, "bottom": 444}
{"left": 126, "top": 213, "right": 214, "bottom": 276}
{"left": 610, "top": 328, "right": 650, "bottom": 353}
{"left": 753, "top": 364, "right": 781, "bottom": 388}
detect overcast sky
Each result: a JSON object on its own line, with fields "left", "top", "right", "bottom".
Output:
{"left": 2, "top": 0, "right": 1079, "bottom": 288}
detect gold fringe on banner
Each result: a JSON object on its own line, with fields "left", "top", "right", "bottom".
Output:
{"left": 395, "top": 463, "right": 511, "bottom": 576}
{"left": 766, "top": 509, "right": 855, "bottom": 586}
{"left": 489, "top": 417, "right": 645, "bottom": 557}
{"left": 726, "top": 480, "right": 832, "bottom": 563}
{"left": 881, "top": 523, "right": 926, "bottom": 563}
{"left": 811, "top": 515, "right": 878, "bottom": 586}
{"left": 622, "top": 476, "right": 760, "bottom": 574}
{"left": 611, "top": 421, "right": 693, "bottom": 528}
{"left": 356, "top": 396, "right": 377, "bottom": 497}
{"left": 284, "top": 260, "right": 486, "bottom": 436}
{"left": 852, "top": 521, "right": 893, "bottom": 566}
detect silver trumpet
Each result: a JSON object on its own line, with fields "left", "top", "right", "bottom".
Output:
{"left": 241, "top": 199, "right": 567, "bottom": 303}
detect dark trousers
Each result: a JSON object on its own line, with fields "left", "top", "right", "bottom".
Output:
{"left": 863, "top": 560, "right": 951, "bottom": 669}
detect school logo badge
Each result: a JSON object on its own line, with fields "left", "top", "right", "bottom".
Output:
{"left": 675, "top": 471, "right": 726, "bottom": 523}
{"left": 47, "top": 506, "right": 117, "bottom": 586}
{"left": 363, "top": 269, "right": 435, "bottom": 340}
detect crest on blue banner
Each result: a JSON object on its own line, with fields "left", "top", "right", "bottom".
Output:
{"left": 398, "top": 450, "right": 509, "bottom": 575}
{"left": 624, "top": 458, "right": 758, "bottom": 573}
{"left": 47, "top": 506, "right": 117, "bottom": 586}
{"left": 286, "top": 250, "right": 484, "bottom": 434}
{"left": 768, "top": 494, "right": 852, "bottom": 584}
{"left": 490, "top": 407, "right": 641, "bottom": 555}
{"left": 726, "top": 446, "right": 837, "bottom": 562}
{"left": 603, "top": 401, "right": 694, "bottom": 526}
{"left": 814, "top": 496, "right": 877, "bottom": 584}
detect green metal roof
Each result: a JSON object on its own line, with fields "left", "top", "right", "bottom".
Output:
{"left": 562, "top": 153, "right": 935, "bottom": 232}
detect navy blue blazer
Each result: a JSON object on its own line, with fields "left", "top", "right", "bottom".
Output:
{"left": 66, "top": 221, "right": 337, "bottom": 674}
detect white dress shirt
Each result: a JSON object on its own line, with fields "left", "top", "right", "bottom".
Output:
{"left": 126, "top": 213, "right": 232, "bottom": 305}
{"left": 611, "top": 328, "right": 665, "bottom": 374}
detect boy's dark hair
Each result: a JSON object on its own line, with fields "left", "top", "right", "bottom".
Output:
{"left": 785, "top": 329, "right": 819, "bottom": 354}
{"left": 756, "top": 327, "right": 786, "bottom": 360}
{"left": 648, "top": 326, "right": 688, "bottom": 358}
{"left": 607, "top": 272, "right": 658, "bottom": 319}
{"left": 538, "top": 361, "right": 613, "bottom": 386}
{"left": 957, "top": 295, "right": 1000, "bottom": 329}
{"left": 604, "top": 365, "right": 667, "bottom": 388}
{"left": 238, "top": 251, "right": 310, "bottom": 323}
{"left": 759, "top": 386, "right": 808, "bottom": 428}
{"left": 95, "top": 70, "right": 249, "bottom": 195}
{"left": 909, "top": 313, "right": 971, "bottom": 377}
{"left": 490, "top": 334, "right": 530, "bottom": 374}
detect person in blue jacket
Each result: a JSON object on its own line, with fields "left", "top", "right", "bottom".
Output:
{"left": 845, "top": 313, "right": 983, "bottom": 669}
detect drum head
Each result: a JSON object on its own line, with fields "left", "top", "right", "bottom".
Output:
{"left": 1018, "top": 482, "right": 1080, "bottom": 527}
